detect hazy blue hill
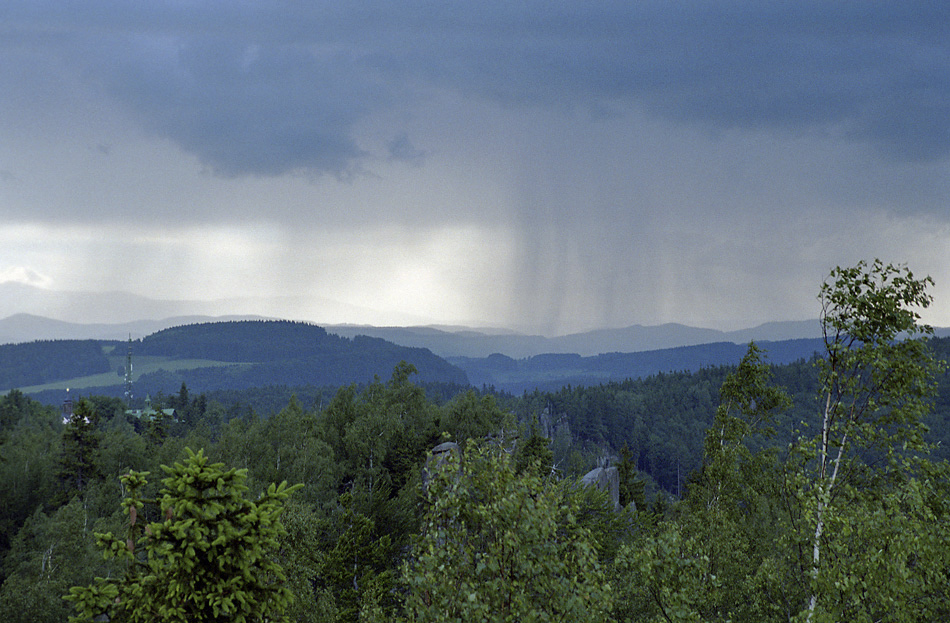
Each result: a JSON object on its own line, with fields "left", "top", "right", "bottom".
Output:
{"left": 326, "top": 320, "right": 829, "bottom": 358}
{"left": 0, "top": 312, "right": 268, "bottom": 344}
{"left": 548, "top": 324, "right": 727, "bottom": 356}
{"left": 326, "top": 325, "right": 552, "bottom": 359}
{"left": 0, "top": 312, "right": 849, "bottom": 358}
{"left": 451, "top": 338, "right": 826, "bottom": 393}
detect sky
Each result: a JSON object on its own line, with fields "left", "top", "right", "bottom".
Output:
{"left": 1, "top": 1, "right": 949, "bottom": 335}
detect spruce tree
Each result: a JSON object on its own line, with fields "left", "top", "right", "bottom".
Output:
{"left": 65, "top": 448, "right": 300, "bottom": 623}
{"left": 59, "top": 398, "right": 101, "bottom": 499}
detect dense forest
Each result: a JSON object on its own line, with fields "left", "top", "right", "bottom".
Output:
{"left": 1, "top": 320, "right": 469, "bottom": 404}
{"left": 0, "top": 340, "right": 111, "bottom": 390}
{"left": 0, "top": 319, "right": 831, "bottom": 401}
{"left": 452, "top": 337, "right": 826, "bottom": 393}
{"left": 2, "top": 261, "right": 950, "bottom": 621}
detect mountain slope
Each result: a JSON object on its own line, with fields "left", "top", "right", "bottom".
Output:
{"left": 0, "top": 313, "right": 829, "bottom": 357}
{"left": 450, "top": 338, "right": 827, "bottom": 393}
{"left": 0, "top": 320, "right": 468, "bottom": 397}
{"left": 325, "top": 320, "right": 826, "bottom": 358}
{"left": 0, "top": 313, "right": 270, "bottom": 344}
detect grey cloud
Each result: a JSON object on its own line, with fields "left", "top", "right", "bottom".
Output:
{"left": 4, "top": 1, "right": 949, "bottom": 176}
{"left": 387, "top": 134, "right": 426, "bottom": 166}
{"left": 403, "top": 2, "right": 950, "bottom": 159}
{"left": 91, "top": 35, "right": 380, "bottom": 176}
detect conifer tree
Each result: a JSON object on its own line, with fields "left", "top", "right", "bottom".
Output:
{"left": 617, "top": 443, "right": 646, "bottom": 511}
{"left": 59, "top": 398, "right": 101, "bottom": 499}
{"left": 65, "top": 448, "right": 300, "bottom": 623}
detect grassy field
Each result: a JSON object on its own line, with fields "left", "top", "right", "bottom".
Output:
{"left": 11, "top": 356, "right": 248, "bottom": 394}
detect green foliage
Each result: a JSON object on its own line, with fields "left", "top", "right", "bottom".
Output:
{"left": 271, "top": 498, "right": 326, "bottom": 623}
{"left": 438, "top": 390, "right": 513, "bottom": 444}
{"left": 0, "top": 388, "right": 34, "bottom": 434}
{"left": 314, "top": 494, "right": 395, "bottom": 622}
{"left": 216, "top": 396, "right": 338, "bottom": 507}
{"left": 515, "top": 369, "right": 731, "bottom": 493}
{"left": 0, "top": 498, "right": 106, "bottom": 623}
{"left": 398, "top": 441, "right": 612, "bottom": 622}
{"left": 318, "top": 364, "right": 440, "bottom": 523}
{"left": 617, "top": 444, "right": 646, "bottom": 511}
{"left": 65, "top": 448, "right": 300, "bottom": 623}
{"left": 793, "top": 260, "right": 946, "bottom": 621}
{"left": 614, "top": 522, "right": 720, "bottom": 623}
{"left": 615, "top": 343, "right": 793, "bottom": 623}
{"left": 0, "top": 393, "right": 61, "bottom": 563}
{"left": 0, "top": 340, "right": 110, "bottom": 390}
{"left": 694, "top": 342, "right": 790, "bottom": 514}
{"left": 817, "top": 259, "right": 941, "bottom": 451}
{"left": 84, "top": 395, "right": 128, "bottom": 424}
{"left": 513, "top": 424, "right": 554, "bottom": 476}
{"left": 58, "top": 398, "right": 101, "bottom": 499}
{"left": 794, "top": 457, "right": 950, "bottom": 622}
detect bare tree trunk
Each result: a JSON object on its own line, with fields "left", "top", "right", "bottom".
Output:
{"left": 805, "top": 393, "right": 848, "bottom": 623}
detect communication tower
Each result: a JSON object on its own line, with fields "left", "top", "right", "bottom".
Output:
{"left": 124, "top": 335, "right": 134, "bottom": 406}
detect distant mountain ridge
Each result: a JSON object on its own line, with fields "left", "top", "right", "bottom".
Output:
{"left": 450, "top": 338, "right": 829, "bottom": 394}
{"left": 3, "top": 282, "right": 947, "bottom": 358}
{"left": 7, "top": 316, "right": 949, "bottom": 404}
{"left": 324, "top": 320, "right": 827, "bottom": 358}
{"left": 0, "top": 313, "right": 827, "bottom": 357}
{"left": 6, "top": 312, "right": 950, "bottom": 360}
{"left": 0, "top": 282, "right": 227, "bottom": 325}
{"left": 0, "top": 313, "right": 271, "bottom": 344}
{"left": 0, "top": 281, "right": 436, "bottom": 329}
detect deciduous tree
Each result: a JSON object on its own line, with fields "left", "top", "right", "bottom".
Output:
{"left": 794, "top": 260, "right": 945, "bottom": 621}
{"left": 398, "top": 440, "right": 612, "bottom": 622}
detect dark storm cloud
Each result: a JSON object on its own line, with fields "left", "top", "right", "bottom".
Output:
{"left": 112, "top": 42, "right": 377, "bottom": 176}
{"left": 4, "top": 1, "right": 949, "bottom": 175}
{"left": 379, "top": 1, "right": 950, "bottom": 161}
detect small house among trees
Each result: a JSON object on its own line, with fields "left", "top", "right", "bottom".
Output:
{"left": 125, "top": 394, "right": 175, "bottom": 421}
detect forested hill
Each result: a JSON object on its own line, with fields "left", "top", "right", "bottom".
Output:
{"left": 134, "top": 319, "right": 469, "bottom": 388}
{"left": 0, "top": 340, "right": 110, "bottom": 389}
{"left": 0, "top": 320, "right": 468, "bottom": 396}
{"left": 454, "top": 337, "right": 827, "bottom": 393}
{"left": 138, "top": 319, "right": 412, "bottom": 362}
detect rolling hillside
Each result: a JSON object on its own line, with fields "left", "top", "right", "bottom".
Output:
{"left": 452, "top": 338, "right": 827, "bottom": 393}
{"left": 0, "top": 320, "right": 468, "bottom": 399}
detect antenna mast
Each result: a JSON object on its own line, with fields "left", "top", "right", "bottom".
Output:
{"left": 124, "top": 335, "right": 133, "bottom": 406}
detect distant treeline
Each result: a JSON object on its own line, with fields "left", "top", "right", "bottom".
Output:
{"left": 13, "top": 328, "right": 950, "bottom": 500}
{"left": 0, "top": 340, "right": 110, "bottom": 390}
{"left": 2, "top": 320, "right": 468, "bottom": 396}
{"left": 137, "top": 319, "right": 342, "bottom": 361}
{"left": 453, "top": 338, "right": 826, "bottom": 393}
{"left": 511, "top": 336, "right": 950, "bottom": 493}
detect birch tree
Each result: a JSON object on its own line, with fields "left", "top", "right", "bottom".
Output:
{"left": 798, "top": 260, "right": 942, "bottom": 622}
